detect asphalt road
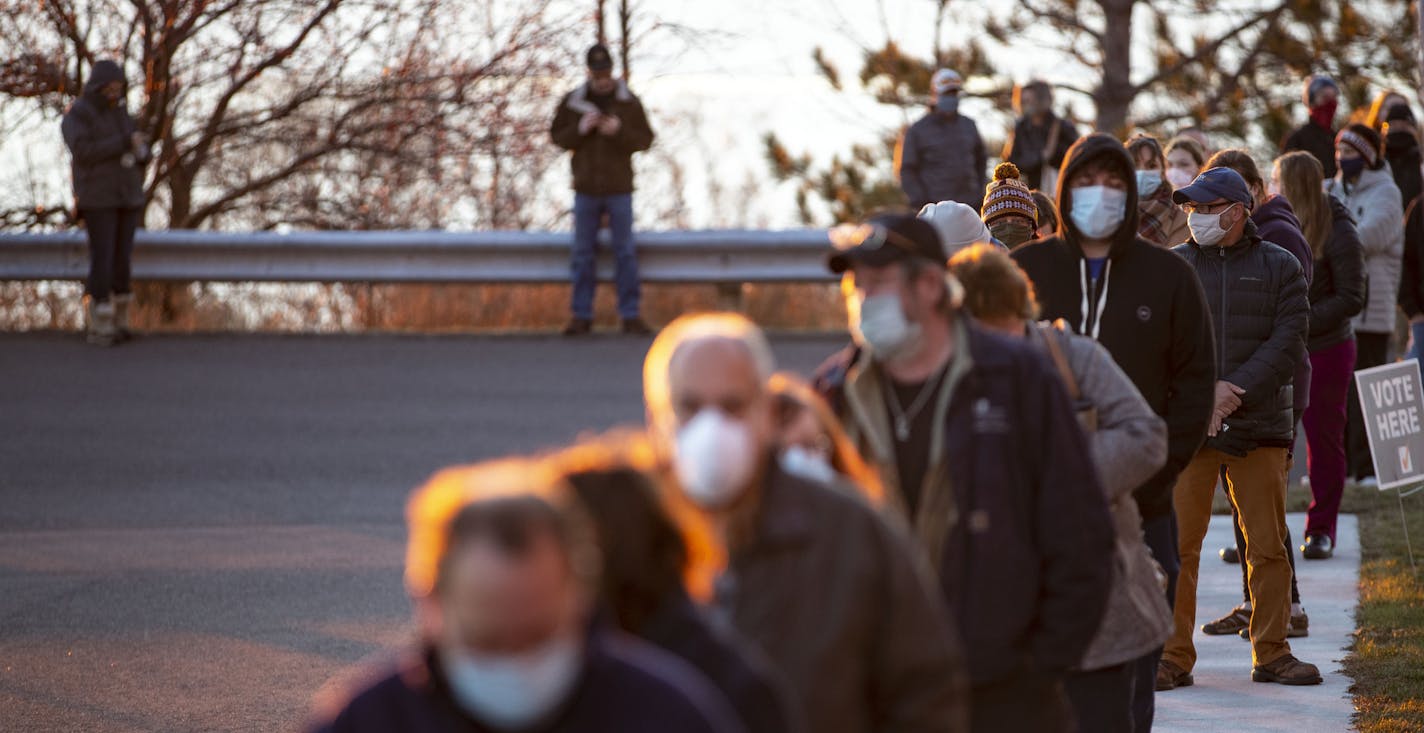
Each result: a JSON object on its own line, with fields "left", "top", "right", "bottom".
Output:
{"left": 0, "top": 332, "right": 845, "bottom": 732}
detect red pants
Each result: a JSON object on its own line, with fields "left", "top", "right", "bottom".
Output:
{"left": 1303, "top": 338, "right": 1357, "bottom": 542}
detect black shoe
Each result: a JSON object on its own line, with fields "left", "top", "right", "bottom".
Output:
{"left": 621, "top": 317, "right": 654, "bottom": 335}
{"left": 562, "top": 318, "right": 593, "bottom": 336}
{"left": 1301, "top": 534, "right": 1334, "bottom": 560}
{"left": 1220, "top": 544, "right": 1240, "bottom": 564}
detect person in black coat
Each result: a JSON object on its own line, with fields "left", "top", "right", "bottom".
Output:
{"left": 1402, "top": 195, "right": 1424, "bottom": 362}
{"left": 60, "top": 59, "right": 151, "bottom": 346}
{"left": 1011, "top": 132, "right": 1216, "bottom": 732}
{"left": 1281, "top": 75, "right": 1340, "bottom": 179}
{"left": 1164, "top": 167, "right": 1321, "bottom": 688}
{"left": 306, "top": 460, "right": 745, "bottom": 733}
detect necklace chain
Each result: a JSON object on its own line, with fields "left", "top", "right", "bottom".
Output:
{"left": 884, "top": 364, "right": 947, "bottom": 442}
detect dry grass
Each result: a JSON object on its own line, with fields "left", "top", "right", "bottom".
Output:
{"left": 0, "top": 281, "right": 850, "bottom": 333}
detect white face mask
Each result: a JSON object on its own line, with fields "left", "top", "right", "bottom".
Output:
{"left": 1069, "top": 185, "right": 1127, "bottom": 239}
{"left": 1166, "top": 168, "right": 1196, "bottom": 190}
{"left": 1136, "top": 170, "right": 1163, "bottom": 197}
{"left": 1187, "top": 205, "right": 1237, "bottom": 247}
{"left": 850, "top": 292, "right": 923, "bottom": 363}
{"left": 443, "top": 634, "right": 582, "bottom": 728}
{"left": 674, "top": 408, "right": 760, "bottom": 509}
{"left": 779, "top": 445, "right": 837, "bottom": 484}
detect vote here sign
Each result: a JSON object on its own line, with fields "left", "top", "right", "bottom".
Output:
{"left": 1355, "top": 360, "right": 1424, "bottom": 491}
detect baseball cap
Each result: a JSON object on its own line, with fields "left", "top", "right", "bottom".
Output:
{"left": 1171, "top": 167, "right": 1254, "bottom": 208}
{"left": 932, "top": 69, "right": 963, "bottom": 95}
{"left": 827, "top": 213, "right": 947, "bottom": 274}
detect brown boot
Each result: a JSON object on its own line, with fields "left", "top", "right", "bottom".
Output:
{"left": 1252, "top": 653, "right": 1322, "bottom": 685}
{"left": 1156, "top": 659, "right": 1194, "bottom": 691}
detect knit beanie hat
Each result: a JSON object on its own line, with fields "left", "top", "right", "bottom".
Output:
{"left": 917, "top": 200, "right": 994, "bottom": 259}
{"left": 1304, "top": 75, "right": 1339, "bottom": 106}
{"left": 981, "top": 163, "right": 1039, "bottom": 227}
{"left": 1337, "top": 124, "right": 1381, "bottom": 167}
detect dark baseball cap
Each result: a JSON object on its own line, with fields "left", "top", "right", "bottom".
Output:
{"left": 1171, "top": 167, "right": 1254, "bottom": 208}
{"left": 586, "top": 44, "right": 614, "bottom": 71}
{"left": 827, "top": 213, "right": 947, "bottom": 274}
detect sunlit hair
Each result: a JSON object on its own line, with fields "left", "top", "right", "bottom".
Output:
{"left": 948, "top": 243, "right": 1040, "bottom": 322}
{"left": 1125, "top": 134, "right": 1165, "bottom": 172}
{"left": 404, "top": 458, "right": 599, "bottom": 598}
{"left": 767, "top": 372, "right": 885, "bottom": 507}
{"left": 1165, "top": 136, "right": 1206, "bottom": 170}
{"left": 643, "top": 312, "right": 776, "bottom": 419}
{"left": 1205, "top": 148, "right": 1266, "bottom": 205}
{"left": 543, "top": 430, "right": 725, "bottom": 606}
{"left": 1275, "top": 151, "right": 1331, "bottom": 261}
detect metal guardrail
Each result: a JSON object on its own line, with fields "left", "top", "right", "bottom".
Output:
{"left": 0, "top": 229, "right": 839, "bottom": 284}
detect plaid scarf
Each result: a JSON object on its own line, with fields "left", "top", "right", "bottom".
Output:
{"left": 1137, "top": 183, "right": 1186, "bottom": 247}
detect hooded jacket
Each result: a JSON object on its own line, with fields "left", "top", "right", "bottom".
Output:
{"left": 550, "top": 80, "right": 655, "bottom": 196}
{"left": 1012, "top": 133, "right": 1217, "bottom": 521}
{"left": 1173, "top": 222, "right": 1310, "bottom": 447}
{"left": 1309, "top": 196, "right": 1366, "bottom": 352}
{"left": 1251, "top": 195, "right": 1313, "bottom": 420}
{"left": 60, "top": 60, "right": 148, "bottom": 210}
{"left": 1328, "top": 166, "right": 1404, "bottom": 334}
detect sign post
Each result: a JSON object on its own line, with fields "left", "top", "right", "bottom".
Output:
{"left": 1355, "top": 360, "right": 1424, "bottom": 574}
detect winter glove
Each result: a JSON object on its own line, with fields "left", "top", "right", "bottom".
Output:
{"left": 1207, "top": 426, "right": 1258, "bottom": 458}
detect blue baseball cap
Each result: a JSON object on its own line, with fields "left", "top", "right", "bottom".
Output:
{"left": 1171, "top": 167, "right": 1254, "bottom": 209}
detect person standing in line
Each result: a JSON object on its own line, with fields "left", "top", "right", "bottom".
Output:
{"left": 306, "top": 459, "right": 746, "bottom": 733}
{"left": 1003, "top": 80, "right": 1080, "bottom": 192}
{"left": 820, "top": 213, "right": 1115, "bottom": 733}
{"left": 61, "top": 59, "right": 151, "bottom": 347}
{"left": 950, "top": 243, "right": 1171, "bottom": 733}
{"left": 1163, "top": 167, "right": 1320, "bottom": 689}
{"left": 1164, "top": 136, "right": 1207, "bottom": 192}
{"left": 1331, "top": 124, "right": 1405, "bottom": 492}
{"left": 1282, "top": 75, "right": 1342, "bottom": 179}
{"left": 979, "top": 162, "right": 1041, "bottom": 249}
{"left": 643, "top": 312, "right": 972, "bottom": 733}
{"left": 897, "top": 69, "right": 987, "bottom": 211}
{"left": 550, "top": 44, "right": 656, "bottom": 337}
{"left": 1126, "top": 134, "right": 1190, "bottom": 247}
{"left": 1011, "top": 133, "right": 1217, "bottom": 730}
{"left": 1196, "top": 149, "right": 1324, "bottom": 638}
{"left": 1380, "top": 103, "right": 1422, "bottom": 213}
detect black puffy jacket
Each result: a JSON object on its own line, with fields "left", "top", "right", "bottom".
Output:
{"left": 60, "top": 60, "right": 148, "bottom": 210}
{"left": 1173, "top": 223, "right": 1310, "bottom": 446}
{"left": 1308, "top": 196, "right": 1366, "bottom": 352}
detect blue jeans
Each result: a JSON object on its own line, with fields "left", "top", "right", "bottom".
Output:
{"left": 571, "top": 193, "right": 640, "bottom": 320}
{"left": 1408, "top": 321, "right": 1424, "bottom": 362}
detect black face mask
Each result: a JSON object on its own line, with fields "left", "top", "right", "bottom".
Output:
{"left": 1386, "top": 131, "right": 1419, "bottom": 157}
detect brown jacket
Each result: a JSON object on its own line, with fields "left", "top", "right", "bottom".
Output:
{"left": 550, "top": 80, "right": 655, "bottom": 196}
{"left": 718, "top": 463, "right": 970, "bottom": 733}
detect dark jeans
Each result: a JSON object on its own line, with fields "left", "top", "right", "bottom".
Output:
{"left": 971, "top": 670, "right": 1073, "bottom": 733}
{"left": 1131, "top": 510, "right": 1179, "bottom": 733}
{"left": 1346, "top": 331, "right": 1390, "bottom": 478}
{"left": 1065, "top": 663, "right": 1134, "bottom": 733}
{"left": 81, "top": 207, "right": 140, "bottom": 302}
{"left": 570, "top": 192, "right": 640, "bottom": 320}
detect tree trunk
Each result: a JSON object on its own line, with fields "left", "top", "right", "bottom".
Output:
{"left": 1094, "top": 0, "right": 1137, "bottom": 135}
{"left": 618, "top": 0, "right": 631, "bottom": 81}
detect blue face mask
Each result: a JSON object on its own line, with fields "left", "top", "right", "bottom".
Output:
{"left": 1339, "top": 157, "right": 1366, "bottom": 182}
{"left": 935, "top": 95, "right": 959, "bottom": 115}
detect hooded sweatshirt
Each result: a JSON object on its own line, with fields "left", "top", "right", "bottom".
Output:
{"left": 1012, "top": 133, "right": 1217, "bottom": 521}
{"left": 1252, "top": 195, "right": 1313, "bottom": 421}
{"left": 60, "top": 60, "right": 148, "bottom": 210}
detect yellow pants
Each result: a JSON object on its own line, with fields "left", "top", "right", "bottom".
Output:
{"left": 1164, "top": 447, "right": 1292, "bottom": 670}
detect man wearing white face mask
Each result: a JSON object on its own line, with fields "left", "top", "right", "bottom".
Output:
{"left": 1166, "top": 167, "right": 1319, "bottom": 688}
{"left": 1012, "top": 132, "right": 1217, "bottom": 730}
{"left": 307, "top": 459, "right": 745, "bottom": 733}
{"left": 644, "top": 313, "right": 970, "bottom": 733}
{"left": 897, "top": 68, "right": 987, "bottom": 211}
{"left": 819, "top": 213, "right": 1115, "bottom": 733}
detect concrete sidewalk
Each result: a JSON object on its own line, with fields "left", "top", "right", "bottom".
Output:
{"left": 1155, "top": 512, "right": 1359, "bottom": 732}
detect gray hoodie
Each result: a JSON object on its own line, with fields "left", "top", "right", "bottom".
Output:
{"left": 60, "top": 60, "right": 148, "bottom": 210}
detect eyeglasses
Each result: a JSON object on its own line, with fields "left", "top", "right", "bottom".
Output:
{"left": 1180, "top": 201, "right": 1237, "bottom": 215}
{"left": 829, "top": 222, "right": 920, "bottom": 255}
